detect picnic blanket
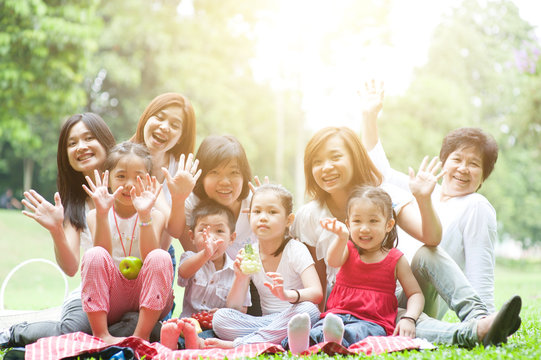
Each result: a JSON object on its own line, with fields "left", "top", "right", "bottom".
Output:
{"left": 24, "top": 332, "right": 434, "bottom": 359}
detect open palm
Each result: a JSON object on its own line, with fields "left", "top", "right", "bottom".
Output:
{"left": 162, "top": 153, "right": 201, "bottom": 200}
{"left": 408, "top": 156, "right": 445, "bottom": 199}
{"left": 82, "top": 170, "right": 119, "bottom": 214}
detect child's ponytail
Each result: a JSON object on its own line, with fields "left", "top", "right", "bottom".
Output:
{"left": 381, "top": 208, "right": 398, "bottom": 251}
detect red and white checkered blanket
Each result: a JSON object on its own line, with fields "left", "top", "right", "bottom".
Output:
{"left": 25, "top": 332, "right": 429, "bottom": 359}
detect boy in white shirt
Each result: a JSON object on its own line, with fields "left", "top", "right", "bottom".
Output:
{"left": 161, "top": 199, "right": 251, "bottom": 349}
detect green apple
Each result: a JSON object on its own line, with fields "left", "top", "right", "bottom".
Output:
{"left": 119, "top": 256, "right": 143, "bottom": 280}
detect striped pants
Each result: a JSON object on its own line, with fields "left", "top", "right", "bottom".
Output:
{"left": 81, "top": 246, "right": 174, "bottom": 324}
{"left": 212, "top": 301, "right": 320, "bottom": 346}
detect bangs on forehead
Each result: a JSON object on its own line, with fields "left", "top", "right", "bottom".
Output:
{"left": 207, "top": 148, "right": 243, "bottom": 171}
{"left": 457, "top": 144, "right": 483, "bottom": 159}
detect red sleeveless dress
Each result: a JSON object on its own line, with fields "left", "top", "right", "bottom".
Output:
{"left": 323, "top": 242, "right": 403, "bottom": 335}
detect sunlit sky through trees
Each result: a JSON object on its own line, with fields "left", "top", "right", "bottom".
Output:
{"left": 178, "top": 0, "right": 540, "bottom": 132}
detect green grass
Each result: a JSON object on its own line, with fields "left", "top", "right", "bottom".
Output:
{"left": 1, "top": 208, "right": 540, "bottom": 359}
{"left": 0, "top": 209, "right": 185, "bottom": 314}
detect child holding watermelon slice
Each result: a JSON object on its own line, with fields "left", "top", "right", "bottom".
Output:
{"left": 160, "top": 199, "right": 251, "bottom": 350}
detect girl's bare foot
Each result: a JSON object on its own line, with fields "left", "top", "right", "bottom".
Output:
{"left": 100, "top": 334, "right": 126, "bottom": 345}
{"left": 160, "top": 319, "right": 184, "bottom": 350}
{"left": 204, "top": 338, "right": 235, "bottom": 349}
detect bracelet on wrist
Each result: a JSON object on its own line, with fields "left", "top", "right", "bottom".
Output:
{"left": 289, "top": 289, "right": 301, "bottom": 304}
{"left": 401, "top": 315, "right": 417, "bottom": 324}
{"left": 139, "top": 218, "right": 152, "bottom": 227}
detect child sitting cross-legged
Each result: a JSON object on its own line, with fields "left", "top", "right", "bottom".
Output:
{"left": 287, "top": 186, "right": 424, "bottom": 354}
{"left": 160, "top": 199, "right": 251, "bottom": 350}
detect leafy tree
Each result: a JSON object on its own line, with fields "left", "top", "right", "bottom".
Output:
{"left": 87, "top": 0, "right": 284, "bottom": 185}
{"left": 378, "top": 0, "right": 540, "bottom": 245}
{"left": 0, "top": 0, "right": 100, "bottom": 197}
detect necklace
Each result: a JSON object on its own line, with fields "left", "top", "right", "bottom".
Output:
{"left": 112, "top": 205, "right": 139, "bottom": 258}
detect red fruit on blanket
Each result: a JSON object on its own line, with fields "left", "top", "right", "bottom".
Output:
{"left": 191, "top": 310, "right": 214, "bottom": 330}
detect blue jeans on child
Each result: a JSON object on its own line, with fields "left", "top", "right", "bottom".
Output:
{"left": 309, "top": 313, "right": 386, "bottom": 348}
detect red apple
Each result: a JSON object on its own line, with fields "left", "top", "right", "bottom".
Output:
{"left": 119, "top": 256, "right": 143, "bottom": 280}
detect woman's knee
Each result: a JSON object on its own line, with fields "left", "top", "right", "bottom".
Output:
{"left": 411, "top": 245, "right": 440, "bottom": 271}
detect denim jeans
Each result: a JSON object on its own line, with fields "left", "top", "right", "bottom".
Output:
{"left": 310, "top": 313, "right": 386, "bottom": 348}
{"left": 396, "top": 246, "right": 489, "bottom": 347}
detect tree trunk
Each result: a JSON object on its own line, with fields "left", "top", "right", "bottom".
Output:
{"left": 23, "top": 158, "right": 34, "bottom": 191}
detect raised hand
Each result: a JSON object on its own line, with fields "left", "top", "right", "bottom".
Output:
{"left": 233, "top": 249, "right": 248, "bottom": 277}
{"left": 359, "top": 79, "right": 385, "bottom": 117}
{"left": 21, "top": 190, "right": 64, "bottom": 231}
{"left": 162, "top": 153, "right": 201, "bottom": 200}
{"left": 248, "top": 175, "right": 270, "bottom": 194}
{"left": 408, "top": 156, "right": 446, "bottom": 199}
{"left": 320, "top": 218, "right": 349, "bottom": 240}
{"left": 201, "top": 226, "right": 225, "bottom": 258}
{"left": 82, "top": 169, "right": 121, "bottom": 214}
{"left": 243, "top": 175, "right": 270, "bottom": 214}
{"left": 131, "top": 174, "right": 162, "bottom": 216}
{"left": 263, "top": 272, "right": 288, "bottom": 300}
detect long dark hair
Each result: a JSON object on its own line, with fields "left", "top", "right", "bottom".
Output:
{"left": 57, "top": 113, "right": 115, "bottom": 230}
{"left": 346, "top": 186, "right": 398, "bottom": 255}
{"left": 250, "top": 184, "right": 293, "bottom": 257}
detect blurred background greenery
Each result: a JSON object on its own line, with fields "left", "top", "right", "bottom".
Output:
{"left": 0, "top": 0, "right": 540, "bottom": 251}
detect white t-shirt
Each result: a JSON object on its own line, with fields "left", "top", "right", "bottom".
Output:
{"left": 162, "top": 154, "right": 178, "bottom": 206}
{"left": 178, "top": 251, "right": 251, "bottom": 318}
{"left": 369, "top": 140, "right": 497, "bottom": 312}
{"left": 108, "top": 209, "right": 141, "bottom": 267}
{"left": 68, "top": 204, "right": 93, "bottom": 303}
{"left": 79, "top": 203, "right": 93, "bottom": 256}
{"left": 291, "top": 182, "right": 412, "bottom": 287}
{"left": 250, "top": 240, "right": 314, "bottom": 316}
{"left": 71, "top": 207, "right": 142, "bottom": 302}
{"left": 435, "top": 188, "right": 496, "bottom": 312}
{"left": 184, "top": 193, "right": 256, "bottom": 259}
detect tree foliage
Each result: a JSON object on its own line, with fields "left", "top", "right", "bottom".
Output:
{"left": 379, "top": 0, "right": 541, "bottom": 245}
{"left": 0, "top": 0, "right": 100, "bottom": 194}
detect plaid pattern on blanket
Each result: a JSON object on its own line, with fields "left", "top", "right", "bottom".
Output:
{"left": 25, "top": 332, "right": 425, "bottom": 359}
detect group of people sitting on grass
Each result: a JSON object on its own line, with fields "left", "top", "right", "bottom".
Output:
{"left": 0, "top": 83, "right": 522, "bottom": 354}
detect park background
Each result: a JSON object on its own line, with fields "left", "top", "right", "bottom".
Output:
{"left": 1, "top": 0, "right": 541, "bottom": 255}
{"left": 1, "top": 0, "right": 541, "bottom": 358}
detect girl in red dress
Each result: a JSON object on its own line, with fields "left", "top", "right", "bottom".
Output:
{"left": 288, "top": 185, "right": 424, "bottom": 353}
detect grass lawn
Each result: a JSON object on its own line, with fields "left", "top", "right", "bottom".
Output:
{"left": 1, "top": 208, "right": 540, "bottom": 359}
